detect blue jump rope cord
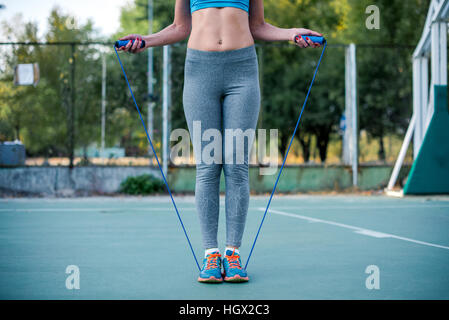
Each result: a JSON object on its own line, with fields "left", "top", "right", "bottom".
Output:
{"left": 114, "top": 46, "right": 202, "bottom": 271}
{"left": 244, "top": 41, "right": 327, "bottom": 270}
{"left": 115, "top": 40, "right": 326, "bottom": 272}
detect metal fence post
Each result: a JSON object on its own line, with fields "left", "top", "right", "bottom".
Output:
{"left": 343, "top": 44, "right": 358, "bottom": 186}
{"left": 69, "top": 43, "right": 76, "bottom": 169}
{"left": 162, "top": 44, "right": 171, "bottom": 177}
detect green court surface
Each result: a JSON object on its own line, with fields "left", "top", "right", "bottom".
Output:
{"left": 0, "top": 195, "right": 448, "bottom": 300}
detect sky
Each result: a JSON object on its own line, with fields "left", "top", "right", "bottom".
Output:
{"left": 0, "top": 0, "right": 128, "bottom": 40}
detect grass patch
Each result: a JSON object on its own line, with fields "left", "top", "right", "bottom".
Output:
{"left": 119, "top": 174, "right": 165, "bottom": 195}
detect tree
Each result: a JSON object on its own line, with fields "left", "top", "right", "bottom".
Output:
{"left": 111, "top": 0, "right": 187, "bottom": 157}
{"left": 0, "top": 9, "right": 104, "bottom": 160}
{"left": 260, "top": 0, "right": 346, "bottom": 162}
{"left": 340, "top": 0, "right": 430, "bottom": 161}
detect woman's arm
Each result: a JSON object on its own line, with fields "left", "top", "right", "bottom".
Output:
{"left": 118, "top": 0, "right": 191, "bottom": 53}
{"left": 249, "top": 0, "right": 322, "bottom": 48}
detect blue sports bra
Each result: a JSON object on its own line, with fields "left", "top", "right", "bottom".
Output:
{"left": 190, "top": 0, "right": 249, "bottom": 14}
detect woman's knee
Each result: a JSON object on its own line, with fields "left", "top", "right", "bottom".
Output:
{"left": 196, "top": 163, "right": 222, "bottom": 183}
{"left": 223, "top": 163, "right": 249, "bottom": 182}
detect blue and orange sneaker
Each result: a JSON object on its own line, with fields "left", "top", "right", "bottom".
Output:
{"left": 198, "top": 252, "right": 223, "bottom": 283}
{"left": 222, "top": 249, "right": 249, "bottom": 282}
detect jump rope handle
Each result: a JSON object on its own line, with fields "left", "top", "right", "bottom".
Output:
{"left": 116, "top": 36, "right": 323, "bottom": 48}
{"left": 115, "top": 39, "right": 146, "bottom": 49}
{"left": 294, "top": 35, "right": 326, "bottom": 45}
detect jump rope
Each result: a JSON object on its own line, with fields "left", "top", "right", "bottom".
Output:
{"left": 114, "top": 35, "right": 327, "bottom": 272}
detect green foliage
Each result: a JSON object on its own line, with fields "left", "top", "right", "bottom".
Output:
{"left": 119, "top": 174, "right": 165, "bottom": 195}
{"left": 260, "top": 0, "right": 429, "bottom": 162}
{"left": 113, "top": 0, "right": 175, "bottom": 38}
{"left": 340, "top": 0, "right": 430, "bottom": 160}
{"left": 109, "top": 0, "right": 184, "bottom": 156}
{"left": 0, "top": 9, "right": 103, "bottom": 156}
{"left": 260, "top": 0, "right": 346, "bottom": 161}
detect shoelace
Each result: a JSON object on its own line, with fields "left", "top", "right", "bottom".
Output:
{"left": 205, "top": 253, "right": 221, "bottom": 270}
{"left": 226, "top": 251, "right": 242, "bottom": 269}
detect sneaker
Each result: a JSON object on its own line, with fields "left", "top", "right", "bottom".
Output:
{"left": 222, "top": 249, "right": 249, "bottom": 282}
{"left": 198, "top": 252, "right": 223, "bottom": 283}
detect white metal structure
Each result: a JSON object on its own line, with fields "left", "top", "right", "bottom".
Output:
{"left": 386, "top": 0, "right": 448, "bottom": 192}
{"left": 101, "top": 53, "right": 107, "bottom": 151}
{"left": 343, "top": 44, "right": 358, "bottom": 186}
{"left": 147, "top": 0, "right": 155, "bottom": 157}
{"left": 162, "top": 45, "right": 172, "bottom": 177}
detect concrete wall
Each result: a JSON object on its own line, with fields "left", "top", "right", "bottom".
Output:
{"left": 169, "top": 165, "right": 410, "bottom": 193}
{"left": 0, "top": 165, "right": 410, "bottom": 196}
{"left": 0, "top": 166, "right": 161, "bottom": 196}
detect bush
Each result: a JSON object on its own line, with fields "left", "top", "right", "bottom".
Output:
{"left": 119, "top": 174, "right": 165, "bottom": 195}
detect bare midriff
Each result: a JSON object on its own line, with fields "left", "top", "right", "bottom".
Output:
{"left": 188, "top": 7, "right": 254, "bottom": 51}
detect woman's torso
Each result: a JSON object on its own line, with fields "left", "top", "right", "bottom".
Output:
{"left": 187, "top": 4, "right": 254, "bottom": 52}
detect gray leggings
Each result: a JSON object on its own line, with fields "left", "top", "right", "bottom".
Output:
{"left": 183, "top": 45, "right": 260, "bottom": 249}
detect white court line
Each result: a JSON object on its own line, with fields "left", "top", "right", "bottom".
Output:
{"left": 263, "top": 205, "right": 449, "bottom": 210}
{"left": 0, "top": 207, "right": 197, "bottom": 212}
{"left": 260, "top": 208, "right": 449, "bottom": 251}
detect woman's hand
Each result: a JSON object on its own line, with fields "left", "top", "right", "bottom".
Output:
{"left": 117, "top": 34, "right": 147, "bottom": 54}
{"left": 291, "top": 28, "right": 323, "bottom": 48}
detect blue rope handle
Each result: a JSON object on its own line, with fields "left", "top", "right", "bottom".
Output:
{"left": 114, "top": 46, "right": 201, "bottom": 271}
{"left": 245, "top": 40, "right": 327, "bottom": 270}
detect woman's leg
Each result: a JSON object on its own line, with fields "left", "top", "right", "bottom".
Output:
{"left": 222, "top": 51, "right": 261, "bottom": 249}
{"left": 183, "top": 55, "right": 223, "bottom": 250}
